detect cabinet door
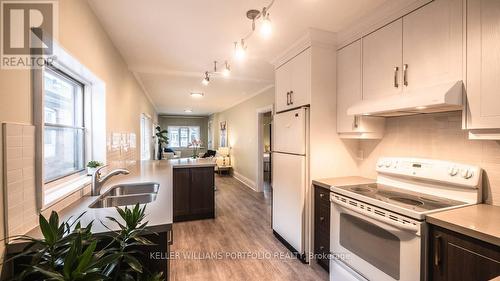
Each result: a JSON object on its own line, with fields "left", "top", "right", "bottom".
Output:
{"left": 189, "top": 167, "right": 215, "bottom": 217}
{"left": 173, "top": 168, "right": 191, "bottom": 220}
{"left": 289, "top": 48, "right": 311, "bottom": 108}
{"left": 466, "top": 0, "right": 500, "bottom": 129}
{"left": 362, "top": 19, "right": 403, "bottom": 100}
{"left": 429, "top": 226, "right": 500, "bottom": 281}
{"left": 402, "top": 0, "right": 463, "bottom": 92}
{"left": 275, "top": 61, "right": 291, "bottom": 112}
{"left": 337, "top": 40, "right": 362, "bottom": 133}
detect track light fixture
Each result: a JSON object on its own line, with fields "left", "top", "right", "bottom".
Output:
{"left": 202, "top": 71, "right": 210, "bottom": 86}
{"left": 201, "top": 0, "right": 275, "bottom": 84}
{"left": 222, "top": 61, "right": 231, "bottom": 77}
{"left": 234, "top": 39, "right": 247, "bottom": 61}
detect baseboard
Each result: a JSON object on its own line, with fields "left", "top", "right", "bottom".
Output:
{"left": 232, "top": 171, "right": 257, "bottom": 191}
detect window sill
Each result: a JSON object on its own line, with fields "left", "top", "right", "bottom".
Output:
{"left": 43, "top": 175, "right": 92, "bottom": 210}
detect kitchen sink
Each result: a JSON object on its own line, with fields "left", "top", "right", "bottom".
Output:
{"left": 104, "top": 182, "right": 159, "bottom": 196}
{"left": 89, "top": 193, "right": 157, "bottom": 208}
{"left": 89, "top": 182, "right": 160, "bottom": 209}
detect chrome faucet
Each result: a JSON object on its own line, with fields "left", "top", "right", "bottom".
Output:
{"left": 91, "top": 166, "right": 130, "bottom": 196}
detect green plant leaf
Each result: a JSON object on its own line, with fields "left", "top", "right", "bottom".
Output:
{"left": 123, "top": 254, "right": 143, "bottom": 273}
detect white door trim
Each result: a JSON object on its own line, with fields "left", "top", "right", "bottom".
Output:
{"left": 256, "top": 105, "right": 274, "bottom": 192}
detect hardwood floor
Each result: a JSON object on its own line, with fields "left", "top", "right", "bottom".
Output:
{"left": 170, "top": 175, "right": 329, "bottom": 281}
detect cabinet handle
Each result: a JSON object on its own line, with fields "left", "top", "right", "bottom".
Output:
{"left": 434, "top": 234, "right": 442, "bottom": 268}
{"left": 394, "top": 66, "right": 399, "bottom": 88}
{"left": 319, "top": 193, "right": 325, "bottom": 198}
{"left": 290, "top": 91, "right": 294, "bottom": 105}
{"left": 353, "top": 116, "right": 359, "bottom": 129}
{"left": 403, "top": 64, "right": 408, "bottom": 87}
{"left": 319, "top": 246, "right": 325, "bottom": 251}
{"left": 320, "top": 216, "right": 325, "bottom": 222}
{"left": 168, "top": 230, "right": 174, "bottom": 245}
{"left": 286, "top": 91, "right": 290, "bottom": 105}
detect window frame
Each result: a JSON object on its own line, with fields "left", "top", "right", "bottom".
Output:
{"left": 167, "top": 126, "right": 201, "bottom": 148}
{"left": 43, "top": 66, "right": 87, "bottom": 184}
{"left": 33, "top": 40, "right": 107, "bottom": 210}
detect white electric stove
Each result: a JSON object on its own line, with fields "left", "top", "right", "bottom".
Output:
{"left": 329, "top": 157, "right": 483, "bottom": 281}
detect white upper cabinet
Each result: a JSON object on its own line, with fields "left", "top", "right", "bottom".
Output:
{"left": 362, "top": 19, "right": 403, "bottom": 100}
{"left": 466, "top": 0, "right": 500, "bottom": 132}
{"left": 275, "top": 48, "right": 311, "bottom": 112}
{"left": 402, "top": 0, "right": 463, "bottom": 92}
{"left": 338, "top": 40, "right": 385, "bottom": 138}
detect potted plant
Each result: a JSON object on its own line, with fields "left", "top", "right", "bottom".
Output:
{"left": 87, "top": 160, "right": 103, "bottom": 176}
{"left": 5, "top": 204, "right": 163, "bottom": 281}
{"left": 188, "top": 139, "right": 202, "bottom": 159}
{"left": 155, "top": 126, "right": 169, "bottom": 160}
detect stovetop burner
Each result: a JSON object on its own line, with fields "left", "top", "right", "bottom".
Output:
{"left": 334, "top": 183, "right": 467, "bottom": 214}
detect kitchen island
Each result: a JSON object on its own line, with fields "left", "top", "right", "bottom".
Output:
{"left": 169, "top": 158, "right": 217, "bottom": 222}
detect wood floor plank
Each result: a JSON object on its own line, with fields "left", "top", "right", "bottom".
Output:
{"left": 170, "top": 175, "right": 329, "bottom": 281}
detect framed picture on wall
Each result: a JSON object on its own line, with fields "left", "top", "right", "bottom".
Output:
{"left": 220, "top": 121, "right": 227, "bottom": 147}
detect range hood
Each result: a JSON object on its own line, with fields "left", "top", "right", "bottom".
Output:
{"left": 347, "top": 81, "right": 464, "bottom": 117}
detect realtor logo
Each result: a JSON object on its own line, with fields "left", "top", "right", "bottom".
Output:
{"left": 1, "top": 0, "right": 58, "bottom": 69}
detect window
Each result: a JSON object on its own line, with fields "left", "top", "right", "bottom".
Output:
{"left": 43, "top": 68, "right": 85, "bottom": 182}
{"left": 168, "top": 126, "right": 200, "bottom": 148}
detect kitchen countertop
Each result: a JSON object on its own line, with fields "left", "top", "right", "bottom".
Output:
{"left": 313, "top": 176, "right": 376, "bottom": 191}
{"left": 8, "top": 159, "right": 215, "bottom": 252}
{"left": 168, "top": 157, "right": 216, "bottom": 168}
{"left": 427, "top": 204, "right": 500, "bottom": 246}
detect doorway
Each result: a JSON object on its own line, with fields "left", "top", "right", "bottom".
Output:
{"left": 256, "top": 105, "right": 273, "bottom": 194}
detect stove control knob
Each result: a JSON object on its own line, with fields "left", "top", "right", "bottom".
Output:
{"left": 461, "top": 169, "right": 474, "bottom": 179}
{"left": 377, "top": 161, "right": 384, "bottom": 168}
{"left": 385, "top": 161, "right": 392, "bottom": 168}
{"left": 448, "top": 167, "right": 458, "bottom": 176}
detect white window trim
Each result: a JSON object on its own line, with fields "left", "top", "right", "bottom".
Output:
{"left": 167, "top": 126, "right": 201, "bottom": 148}
{"left": 33, "top": 40, "right": 106, "bottom": 210}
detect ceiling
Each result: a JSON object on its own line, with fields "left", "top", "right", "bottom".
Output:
{"left": 87, "top": 0, "right": 388, "bottom": 115}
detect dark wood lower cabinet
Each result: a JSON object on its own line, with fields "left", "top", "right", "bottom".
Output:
{"left": 429, "top": 225, "right": 500, "bottom": 281}
{"left": 314, "top": 185, "right": 331, "bottom": 272}
{"left": 173, "top": 167, "right": 215, "bottom": 222}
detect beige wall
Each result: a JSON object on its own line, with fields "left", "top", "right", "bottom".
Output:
{"left": 210, "top": 89, "right": 274, "bottom": 189}
{"left": 158, "top": 116, "right": 209, "bottom": 157}
{"left": 262, "top": 113, "right": 272, "bottom": 152}
{"left": 358, "top": 111, "right": 500, "bottom": 206}
{"left": 0, "top": 0, "right": 157, "bottom": 266}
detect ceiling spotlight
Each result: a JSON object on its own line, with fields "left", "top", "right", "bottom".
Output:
{"left": 190, "top": 92, "right": 204, "bottom": 98}
{"left": 234, "top": 39, "right": 247, "bottom": 61}
{"left": 222, "top": 61, "right": 231, "bottom": 77}
{"left": 202, "top": 71, "right": 210, "bottom": 86}
{"left": 260, "top": 8, "right": 272, "bottom": 38}
{"left": 184, "top": 109, "right": 193, "bottom": 113}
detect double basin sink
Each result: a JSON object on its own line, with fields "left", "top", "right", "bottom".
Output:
{"left": 89, "top": 182, "right": 160, "bottom": 208}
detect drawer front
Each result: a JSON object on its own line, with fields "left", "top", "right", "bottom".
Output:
{"left": 314, "top": 185, "right": 331, "bottom": 272}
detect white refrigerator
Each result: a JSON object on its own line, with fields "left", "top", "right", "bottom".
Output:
{"left": 272, "top": 106, "right": 309, "bottom": 261}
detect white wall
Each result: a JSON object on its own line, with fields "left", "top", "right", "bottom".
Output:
{"left": 210, "top": 88, "right": 275, "bottom": 190}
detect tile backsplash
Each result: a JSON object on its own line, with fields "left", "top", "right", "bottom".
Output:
{"left": 2, "top": 123, "right": 37, "bottom": 238}
{"left": 358, "top": 111, "right": 500, "bottom": 206}
{"left": 2, "top": 124, "right": 140, "bottom": 237}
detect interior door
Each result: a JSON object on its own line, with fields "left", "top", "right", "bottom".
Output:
{"left": 272, "top": 152, "right": 306, "bottom": 254}
{"left": 275, "top": 61, "right": 291, "bottom": 112}
{"left": 289, "top": 48, "right": 311, "bottom": 108}
{"left": 337, "top": 40, "right": 362, "bottom": 133}
{"left": 362, "top": 19, "right": 403, "bottom": 100}
{"left": 402, "top": 0, "right": 463, "bottom": 92}
{"left": 273, "top": 108, "right": 307, "bottom": 155}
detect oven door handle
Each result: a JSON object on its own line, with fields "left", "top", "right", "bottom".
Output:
{"left": 333, "top": 200, "right": 420, "bottom": 234}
